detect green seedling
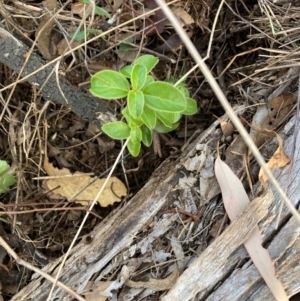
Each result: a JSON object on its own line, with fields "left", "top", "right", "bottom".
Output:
{"left": 0, "top": 160, "right": 15, "bottom": 194}
{"left": 90, "top": 54, "right": 197, "bottom": 156}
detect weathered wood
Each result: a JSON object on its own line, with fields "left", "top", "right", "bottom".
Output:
{"left": 162, "top": 190, "right": 274, "bottom": 301}
{"left": 11, "top": 113, "right": 300, "bottom": 301}
{"left": 163, "top": 115, "right": 300, "bottom": 301}
{"left": 11, "top": 115, "right": 220, "bottom": 300}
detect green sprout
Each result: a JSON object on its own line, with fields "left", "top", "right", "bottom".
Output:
{"left": 90, "top": 54, "right": 197, "bottom": 156}
{"left": 0, "top": 160, "right": 15, "bottom": 194}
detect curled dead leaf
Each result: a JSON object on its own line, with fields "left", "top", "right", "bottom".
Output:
{"left": 259, "top": 132, "right": 290, "bottom": 187}
{"left": 172, "top": 7, "right": 194, "bottom": 26}
{"left": 250, "top": 94, "right": 295, "bottom": 148}
{"left": 215, "top": 116, "right": 235, "bottom": 137}
{"left": 71, "top": 2, "right": 85, "bottom": 17}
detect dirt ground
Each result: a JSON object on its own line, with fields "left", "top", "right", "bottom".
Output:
{"left": 0, "top": 0, "right": 300, "bottom": 300}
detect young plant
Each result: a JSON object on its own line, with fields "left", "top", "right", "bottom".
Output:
{"left": 0, "top": 160, "right": 16, "bottom": 194}
{"left": 90, "top": 54, "right": 197, "bottom": 156}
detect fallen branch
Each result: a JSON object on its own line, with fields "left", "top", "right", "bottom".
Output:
{"left": 0, "top": 26, "right": 109, "bottom": 127}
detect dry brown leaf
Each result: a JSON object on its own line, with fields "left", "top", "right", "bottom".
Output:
{"left": 56, "top": 38, "right": 81, "bottom": 56}
{"left": 84, "top": 281, "right": 113, "bottom": 301}
{"left": 36, "top": 0, "right": 57, "bottom": 60}
{"left": 250, "top": 94, "right": 295, "bottom": 148}
{"left": 216, "top": 117, "right": 235, "bottom": 137}
{"left": 259, "top": 133, "right": 290, "bottom": 187}
{"left": 71, "top": 2, "right": 85, "bottom": 17}
{"left": 126, "top": 264, "right": 179, "bottom": 291}
{"left": 172, "top": 7, "right": 194, "bottom": 26}
{"left": 220, "top": 120, "right": 234, "bottom": 137}
{"left": 43, "top": 156, "right": 127, "bottom": 206}
{"left": 116, "top": 48, "right": 139, "bottom": 63}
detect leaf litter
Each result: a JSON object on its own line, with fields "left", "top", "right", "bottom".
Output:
{"left": 43, "top": 154, "right": 127, "bottom": 206}
{"left": 1, "top": 0, "right": 300, "bottom": 300}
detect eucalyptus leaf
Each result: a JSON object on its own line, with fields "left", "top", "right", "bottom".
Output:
{"left": 143, "top": 82, "right": 186, "bottom": 112}
{"left": 128, "top": 90, "right": 144, "bottom": 118}
{"left": 127, "top": 139, "right": 141, "bottom": 157}
{"left": 90, "top": 70, "right": 129, "bottom": 99}
{"left": 133, "top": 54, "right": 159, "bottom": 73}
{"left": 102, "top": 121, "right": 130, "bottom": 139}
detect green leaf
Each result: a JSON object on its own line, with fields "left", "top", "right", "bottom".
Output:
{"left": 130, "top": 127, "right": 142, "bottom": 143}
{"left": 102, "top": 121, "right": 130, "bottom": 139}
{"left": 156, "top": 111, "right": 175, "bottom": 128}
{"left": 141, "top": 106, "right": 156, "bottom": 130}
{"left": 167, "top": 76, "right": 175, "bottom": 85}
{"left": 144, "top": 75, "right": 155, "bottom": 87}
{"left": 154, "top": 121, "right": 179, "bottom": 133}
{"left": 0, "top": 160, "right": 10, "bottom": 174}
{"left": 177, "top": 82, "right": 190, "bottom": 98}
{"left": 182, "top": 98, "right": 198, "bottom": 115}
{"left": 90, "top": 70, "right": 130, "bottom": 99}
{"left": 78, "top": 0, "right": 90, "bottom": 3}
{"left": 120, "top": 66, "right": 133, "bottom": 78}
{"left": 143, "top": 82, "right": 186, "bottom": 112}
{"left": 127, "top": 139, "right": 141, "bottom": 157}
{"left": 133, "top": 55, "right": 159, "bottom": 73}
{"left": 119, "top": 37, "right": 134, "bottom": 52}
{"left": 141, "top": 125, "right": 152, "bottom": 147}
{"left": 131, "top": 64, "right": 147, "bottom": 90}
{"left": 122, "top": 107, "right": 143, "bottom": 127}
{"left": 95, "top": 6, "right": 111, "bottom": 17}
{"left": 128, "top": 90, "right": 144, "bottom": 118}
{"left": 119, "top": 44, "right": 132, "bottom": 52}
{"left": 0, "top": 160, "right": 15, "bottom": 194}
{"left": 173, "top": 112, "right": 182, "bottom": 123}
{"left": 69, "top": 30, "right": 88, "bottom": 41}
{"left": 0, "top": 173, "right": 15, "bottom": 194}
